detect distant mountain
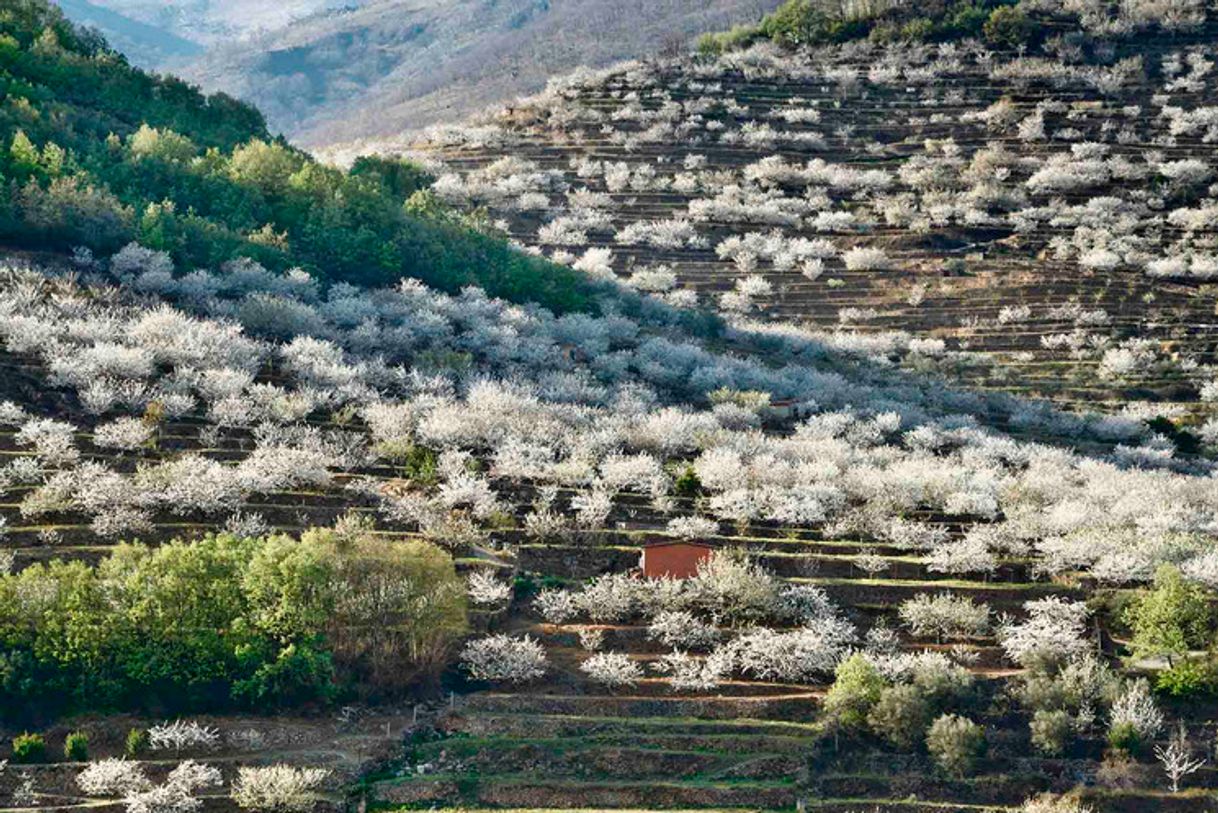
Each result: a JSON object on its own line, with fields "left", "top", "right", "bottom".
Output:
{"left": 176, "top": 0, "right": 784, "bottom": 148}
{"left": 51, "top": 0, "right": 203, "bottom": 68}
{"left": 53, "top": 0, "right": 366, "bottom": 71}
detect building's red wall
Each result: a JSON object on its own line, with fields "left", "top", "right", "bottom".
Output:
{"left": 642, "top": 544, "right": 712, "bottom": 580}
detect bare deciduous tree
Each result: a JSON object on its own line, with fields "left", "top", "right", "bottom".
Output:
{"left": 1155, "top": 724, "right": 1206, "bottom": 793}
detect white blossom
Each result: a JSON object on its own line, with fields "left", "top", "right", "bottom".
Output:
{"left": 148, "top": 721, "right": 220, "bottom": 753}
{"left": 93, "top": 417, "right": 154, "bottom": 451}
{"left": 580, "top": 651, "right": 643, "bottom": 688}
{"left": 461, "top": 634, "right": 547, "bottom": 683}
{"left": 647, "top": 610, "right": 720, "bottom": 650}
{"left": 466, "top": 570, "right": 513, "bottom": 607}
{"left": 1110, "top": 679, "right": 1164, "bottom": 740}
{"left": 231, "top": 765, "right": 331, "bottom": 813}
{"left": 77, "top": 759, "right": 152, "bottom": 797}
{"left": 999, "top": 597, "right": 1091, "bottom": 668}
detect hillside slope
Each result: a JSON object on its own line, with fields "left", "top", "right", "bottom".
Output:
{"left": 177, "top": 0, "right": 786, "bottom": 147}
{"left": 0, "top": 0, "right": 603, "bottom": 313}
{"left": 397, "top": 8, "right": 1218, "bottom": 429}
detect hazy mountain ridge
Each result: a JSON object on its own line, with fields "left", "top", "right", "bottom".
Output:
{"left": 50, "top": 0, "right": 370, "bottom": 72}
{"left": 50, "top": 0, "right": 204, "bottom": 67}
{"left": 174, "top": 0, "right": 784, "bottom": 147}
{"left": 70, "top": 0, "right": 358, "bottom": 47}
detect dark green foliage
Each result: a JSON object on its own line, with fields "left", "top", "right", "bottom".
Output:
{"left": 894, "top": 19, "right": 936, "bottom": 42}
{"left": 983, "top": 6, "right": 1034, "bottom": 47}
{"left": 1107, "top": 721, "right": 1142, "bottom": 755}
{"left": 699, "top": 0, "right": 874, "bottom": 51}
{"left": 0, "top": 1, "right": 602, "bottom": 315}
{"left": 513, "top": 572, "right": 564, "bottom": 602}
{"left": 11, "top": 731, "right": 45, "bottom": 763}
{"left": 63, "top": 730, "right": 88, "bottom": 761}
{"left": 0, "top": 530, "right": 467, "bottom": 721}
{"left": 231, "top": 642, "right": 338, "bottom": 708}
{"left": 124, "top": 727, "right": 149, "bottom": 757}
{"left": 760, "top": 1, "right": 850, "bottom": 47}
{"left": 1029, "top": 709, "right": 1074, "bottom": 756}
{"left": 376, "top": 441, "right": 439, "bottom": 485}
{"left": 891, "top": 1, "right": 1019, "bottom": 42}
{"left": 1146, "top": 416, "right": 1201, "bottom": 455}
{"left": 672, "top": 464, "right": 703, "bottom": 499}
{"left": 941, "top": 4, "right": 997, "bottom": 39}
{"left": 701, "top": 0, "right": 1024, "bottom": 52}
{"left": 350, "top": 155, "right": 435, "bottom": 199}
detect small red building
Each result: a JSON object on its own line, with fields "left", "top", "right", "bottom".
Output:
{"left": 640, "top": 541, "right": 713, "bottom": 580}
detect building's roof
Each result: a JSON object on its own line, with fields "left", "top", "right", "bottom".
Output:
{"left": 643, "top": 540, "right": 714, "bottom": 550}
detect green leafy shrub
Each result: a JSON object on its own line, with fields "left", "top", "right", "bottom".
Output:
{"left": 1107, "top": 721, "right": 1142, "bottom": 756}
{"left": 947, "top": 4, "right": 993, "bottom": 36}
{"left": 232, "top": 643, "right": 337, "bottom": 708}
{"left": 672, "top": 465, "right": 703, "bottom": 498}
{"left": 125, "top": 727, "right": 150, "bottom": 757}
{"left": 375, "top": 441, "right": 439, "bottom": 485}
{"left": 696, "top": 24, "right": 760, "bottom": 55}
{"left": 759, "top": 0, "right": 833, "bottom": 47}
{"left": 63, "top": 731, "right": 88, "bottom": 761}
{"left": 0, "top": 529, "right": 467, "bottom": 718}
{"left": 1029, "top": 709, "right": 1074, "bottom": 756}
{"left": 926, "top": 714, "right": 986, "bottom": 777}
{"left": 11, "top": 732, "right": 46, "bottom": 763}
{"left": 824, "top": 653, "right": 887, "bottom": 731}
{"left": 1123, "top": 564, "right": 1215, "bottom": 665}
{"left": 1155, "top": 658, "right": 1218, "bottom": 698}
{"left": 900, "top": 18, "right": 936, "bottom": 40}
{"left": 983, "top": 6, "right": 1034, "bottom": 47}
{"left": 716, "top": 0, "right": 880, "bottom": 49}
{"left": 705, "top": 0, "right": 1024, "bottom": 52}
{"left": 868, "top": 684, "right": 932, "bottom": 750}
{"left": 350, "top": 155, "right": 434, "bottom": 199}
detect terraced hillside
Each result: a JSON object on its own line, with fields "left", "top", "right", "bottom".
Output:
{"left": 4, "top": 230, "right": 1218, "bottom": 812}
{"left": 405, "top": 20, "right": 1218, "bottom": 426}
{"left": 0, "top": 710, "right": 404, "bottom": 813}
{"left": 8, "top": 4, "right": 1218, "bottom": 813}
